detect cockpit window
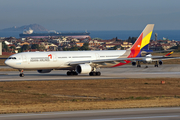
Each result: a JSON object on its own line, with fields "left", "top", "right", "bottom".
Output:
{"left": 8, "top": 57, "right": 16, "bottom": 60}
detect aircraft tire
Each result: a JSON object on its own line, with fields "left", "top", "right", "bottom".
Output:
{"left": 155, "top": 64, "right": 158, "bottom": 67}
{"left": 67, "top": 71, "right": 72, "bottom": 76}
{"left": 89, "top": 72, "right": 101, "bottom": 76}
{"left": 96, "top": 71, "right": 101, "bottom": 76}
{"left": 67, "top": 71, "right": 78, "bottom": 76}
{"left": 73, "top": 72, "right": 78, "bottom": 75}
{"left": 137, "top": 65, "right": 141, "bottom": 67}
{"left": 89, "top": 72, "right": 94, "bottom": 76}
{"left": 20, "top": 73, "right": 24, "bottom": 77}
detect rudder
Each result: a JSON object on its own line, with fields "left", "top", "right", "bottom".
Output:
{"left": 129, "top": 24, "right": 154, "bottom": 57}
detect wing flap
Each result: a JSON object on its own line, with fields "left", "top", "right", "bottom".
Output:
{"left": 152, "top": 57, "right": 180, "bottom": 61}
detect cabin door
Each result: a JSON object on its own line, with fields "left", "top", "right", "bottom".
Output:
{"left": 95, "top": 53, "right": 100, "bottom": 60}
{"left": 22, "top": 55, "right": 27, "bottom": 62}
{"left": 53, "top": 54, "right": 57, "bottom": 62}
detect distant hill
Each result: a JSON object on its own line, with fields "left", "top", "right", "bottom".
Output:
{"left": 1, "top": 24, "right": 48, "bottom": 31}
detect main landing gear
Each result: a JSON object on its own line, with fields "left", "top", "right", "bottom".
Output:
{"left": 19, "top": 70, "right": 24, "bottom": 77}
{"left": 137, "top": 61, "right": 141, "bottom": 67}
{"left": 135, "top": 61, "right": 160, "bottom": 68}
{"left": 154, "top": 61, "right": 158, "bottom": 67}
{"left": 66, "top": 71, "right": 101, "bottom": 76}
{"left": 89, "top": 71, "right": 101, "bottom": 76}
{"left": 67, "top": 71, "right": 78, "bottom": 76}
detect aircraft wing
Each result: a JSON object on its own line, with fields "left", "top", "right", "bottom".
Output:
{"left": 152, "top": 56, "right": 180, "bottom": 61}
{"left": 142, "top": 49, "right": 174, "bottom": 53}
{"left": 68, "top": 56, "right": 179, "bottom": 66}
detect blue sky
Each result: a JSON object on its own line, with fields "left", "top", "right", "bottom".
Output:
{"left": 0, "top": 0, "right": 180, "bottom": 31}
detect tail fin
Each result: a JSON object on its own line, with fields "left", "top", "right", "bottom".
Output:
{"left": 129, "top": 24, "right": 154, "bottom": 57}
{"left": 165, "top": 51, "right": 173, "bottom": 56}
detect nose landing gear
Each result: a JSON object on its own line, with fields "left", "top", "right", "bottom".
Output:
{"left": 154, "top": 61, "right": 158, "bottom": 67}
{"left": 19, "top": 70, "right": 24, "bottom": 77}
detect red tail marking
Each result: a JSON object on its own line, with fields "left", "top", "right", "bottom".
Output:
{"left": 130, "top": 33, "right": 143, "bottom": 58}
{"left": 112, "top": 33, "right": 143, "bottom": 67}
{"left": 165, "top": 51, "right": 173, "bottom": 57}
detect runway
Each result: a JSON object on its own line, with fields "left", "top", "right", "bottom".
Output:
{"left": 0, "top": 107, "right": 180, "bottom": 120}
{"left": 0, "top": 64, "right": 180, "bottom": 81}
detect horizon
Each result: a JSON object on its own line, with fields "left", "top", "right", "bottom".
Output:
{"left": 2, "top": 24, "right": 180, "bottom": 32}
{"left": 1, "top": 29, "right": 180, "bottom": 41}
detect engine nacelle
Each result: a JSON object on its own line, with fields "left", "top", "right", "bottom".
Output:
{"left": 132, "top": 61, "right": 136, "bottom": 66}
{"left": 142, "top": 54, "right": 152, "bottom": 63}
{"left": 75, "top": 64, "right": 92, "bottom": 74}
{"left": 159, "top": 60, "right": 163, "bottom": 65}
{"left": 37, "top": 69, "right": 52, "bottom": 73}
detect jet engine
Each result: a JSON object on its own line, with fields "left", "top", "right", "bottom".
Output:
{"left": 37, "top": 69, "right": 52, "bottom": 73}
{"left": 159, "top": 60, "right": 163, "bottom": 65}
{"left": 132, "top": 61, "right": 136, "bottom": 66}
{"left": 75, "top": 64, "right": 92, "bottom": 74}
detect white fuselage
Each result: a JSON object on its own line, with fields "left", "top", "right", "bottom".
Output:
{"left": 5, "top": 50, "right": 127, "bottom": 70}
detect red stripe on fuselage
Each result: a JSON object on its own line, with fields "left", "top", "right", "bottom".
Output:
{"left": 111, "top": 60, "right": 131, "bottom": 67}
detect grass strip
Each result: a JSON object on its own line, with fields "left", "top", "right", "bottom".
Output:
{"left": 0, "top": 78, "right": 180, "bottom": 114}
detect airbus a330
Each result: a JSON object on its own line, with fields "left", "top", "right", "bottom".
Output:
{"left": 5, "top": 24, "right": 178, "bottom": 77}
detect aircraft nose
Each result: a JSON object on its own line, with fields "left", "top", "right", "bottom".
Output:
{"left": 5, "top": 59, "right": 9, "bottom": 66}
{"left": 5, "top": 59, "right": 11, "bottom": 67}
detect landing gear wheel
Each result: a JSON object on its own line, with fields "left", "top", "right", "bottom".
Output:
{"left": 67, "top": 71, "right": 71, "bottom": 76}
{"left": 137, "top": 65, "right": 141, "bottom": 67}
{"left": 89, "top": 72, "right": 93, "bottom": 76}
{"left": 19, "top": 70, "right": 24, "bottom": 77}
{"left": 155, "top": 64, "right": 158, "bottom": 67}
{"left": 154, "top": 61, "right": 158, "bottom": 67}
{"left": 73, "top": 72, "right": 78, "bottom": 75}
{"left": 67, "top": 71, "right": 78, "bottom": 76}
{"left": 96, "top": 71, "right": 101, "bottom": 76}
{"left": 89, "top": 71, "right": 101, "bottom": 76}
{"left": 20, "top": 73, "right": 24, "bottom": 77}
{"left": 137, "top": 61, "right": 141, "bottom": 67}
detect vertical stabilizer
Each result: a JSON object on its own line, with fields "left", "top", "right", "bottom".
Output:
{"left": 129, "top": 24, "right": 154, "bottom": 57}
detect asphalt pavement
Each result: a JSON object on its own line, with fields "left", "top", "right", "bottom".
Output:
{"left": 0, "top": 107, "right": 180, "bottom": 120}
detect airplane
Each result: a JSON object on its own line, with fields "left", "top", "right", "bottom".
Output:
{"left": 4, "top": 24, "right": 179, "bottom": 77}
{"left": 133, "top": 51, "right": 174, "bottom": 68}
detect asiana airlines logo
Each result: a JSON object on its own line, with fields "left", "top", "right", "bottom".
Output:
{"left": 48, "top": 54, "right": 52, "bottom": 59}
